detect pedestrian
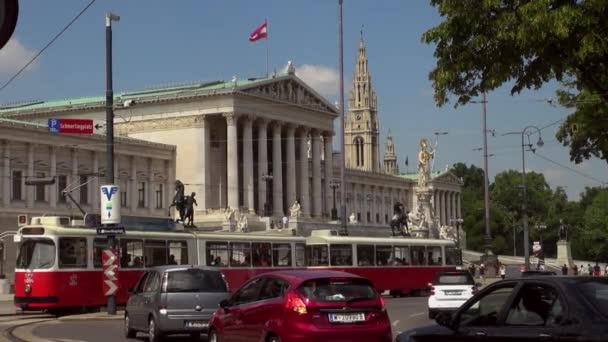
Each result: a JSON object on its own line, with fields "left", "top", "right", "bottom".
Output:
{"left": 594, "top": 262, "right": 601, "bottom": 276}
{"left": 562, "top": 264, "right": 568, "bottom": 275}
{"left": 573, "top": 264, "right": 579, "bottom": 276}
{"left": 469, "top": 263, "right": 476, "bottom": 277}
{"left": 588, "top": 264, "right": 593, "bottom": 276}
{"left": 479, "top": 263, "right": 486, "bottom": 285}
{"left": 499, "top": 264, "right": 506, "bottom": 280}
{"left": 520, "top": 264, "right": 526, "bottom": 274}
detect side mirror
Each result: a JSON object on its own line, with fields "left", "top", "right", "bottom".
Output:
{"left": 219, "top": 299, "right": 230, "bottom": 309}
{"left": 435, "top": 311, "right": 456, "bottom": 331}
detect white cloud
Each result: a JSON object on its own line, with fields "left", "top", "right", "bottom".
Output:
{"left": 295, "top": 64, "right": 339, "bottom": 98}
{"left": 0, "top": 38, "right": 38, "bottom": 75}
{"left": 542, "top": 168, "right": 567, "bottom": 183}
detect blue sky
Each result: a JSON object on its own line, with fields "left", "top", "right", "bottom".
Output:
{"left": 1, "top": 0, "right": 605, "bottom": 200}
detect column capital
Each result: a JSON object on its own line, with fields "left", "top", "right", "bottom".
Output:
{"left": 310, "top": 128, "right": 322, "bottom": 137}
{"left": 256, "top": 116, "right": 270, "bottom": 126}
{"left": 323, "top": 130, "right": 336, "bottom": 138}
{"left": 222, "top": 112, "right": 238, "bottom": 125}
{"left": 285, "top": 123, "right": 296, "bottom": 134}
{"left": 270, "top": 120, "right": 283, "bottom": 131}
{"left": 297, "top": 126, "right": 310, "bottom": 135}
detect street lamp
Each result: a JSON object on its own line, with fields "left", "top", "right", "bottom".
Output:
{"left": 503, "top": 126, "right": 544, "bottom": 271}
{"left": 261, "top": 173, "right": 273, "bottom": 217}
{"left": 329, "top": 180, "right": 340, "bottom": 220}
{"left": 449, "top": 218, "right": 464, "bottom": 265}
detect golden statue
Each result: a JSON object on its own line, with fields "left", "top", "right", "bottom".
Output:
{"left": 417, "top": 138, "right": 434, "bottom": 188}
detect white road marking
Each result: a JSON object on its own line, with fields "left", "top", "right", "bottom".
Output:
{"left": 408, "top": 311, "right": 425, "bottom": 318}
{"left": 392, "top": 319, "right": 400, "bottom": 326}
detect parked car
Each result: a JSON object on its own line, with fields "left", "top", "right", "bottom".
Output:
{"left": 208, "top": 270, "right": 392, "bottom": 342}
{"left": 396, "top": 276, "right": 608, "bottom": 342}
{"left": 124, "top": 265, "right": 229, "bottom": 342}
{"left": 427, "top": 270, "right": 479, "bottom": 319}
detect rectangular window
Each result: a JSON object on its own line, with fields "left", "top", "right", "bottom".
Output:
{"left": 93, "top": 238, "right": 107, "bottom": 268}
{"left": 385, "top": 214, "right": 388, "bottom": 224}
{"left": 411, "top": 246, "right": 427, "bottom": 266}
{"left": 306, "top": 245, "right": 328, "bottom": 266}
{"left": 119, "top": 239, "right": 143, "bottom": 268}
{"left": 156, "top": 184, "right": 163, "bottom": 209}
{"left": 330, "top": 244, "right": 352, "bottom": 266}
{"left": 207, "top": 242, "right": 228, "bottom": 266}
{"left": 428, "top": 246, "right": 442, "bottom": 265}
{"left": 120, "top": 191, "right": 127, "bottom": 207}
{"left": 357, "top": 213, "right": 361, "bottom": 222}
{"left": 230, "top": 242, "right": 251, "bottom": 267}
{"left": 295, "top": 243, "right": 306, "bottom": 267}
{"left": 357, "top": 245, "right": 374, "bottom": 266}
{"left": 375, "top": 245, "right": 392, "bottom": 266}
{"left": 79, "top": 175, "right": 88, "bottom": 204}
{"left": 11, "top": 170, "right": 22, "bottom": 200}
{"left": 252, "top": 242, "right": 272, "bottom": 267}
{"left": 58, "top": 237, "right": 87, "bottom": 268}
{"left": 393, "top": 246, "right": 410, "bottom": 265}
{"left": 144, "top": 240, "right": 167, "bottom": 267}
{"left": 168, "top": 241, "right": 188, "bottom": 265}
{"left": 35, "top": 172, "right": 45, "bottom": 202}
{"left": 272, "top": 243, "right": 292, "bottom": 267}
{"left": 57, "top": 175, "right": 67, "bottom": 203}
{"left": 376, "top": 213, "right": 380, "bottom": 223}
{"left": 367, "top": 212, "right": 371, "bottom": 222}
{"left": 138, "top": 182, "right": 145, "bottom": 208}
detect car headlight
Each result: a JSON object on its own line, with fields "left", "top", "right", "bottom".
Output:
{"left": 159, "top": 308, "right": 167, "bottom": 315}
{"left": 24, "top": 284, "right": 32, "bottom": 294}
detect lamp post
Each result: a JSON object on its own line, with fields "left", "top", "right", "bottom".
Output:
{"left": 503, "top": 126, "right": 544, "bottom": 271}
{"left": 450, "top": 218, "right": 464, "bottom": 264}
{"left": 261, "top": 173, "right": 273, "bottom": 217}
{"left": 329, "top": 180, "right": 340, "bottom": 220}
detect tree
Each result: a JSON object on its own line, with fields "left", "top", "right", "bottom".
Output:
{"left": 579, "top": 191, "right": 608, "bottom": 261}
{"left": 423, "top": 0, "right": 608, "bottom": 164}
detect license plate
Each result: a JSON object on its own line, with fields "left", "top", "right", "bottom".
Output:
{"left": 444, "top": 290, "right": 462, "bottom": 296}
{"left": 328, "top": 313, "right": 366, "bottom": 323}
{"left": 184, "top": 321, "right": 208, "bottom": 328}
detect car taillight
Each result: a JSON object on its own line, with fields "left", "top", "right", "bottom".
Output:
{"left": 430, "top": 286, "right": 435, "bottom": 296}
{"left": 285, "top": 292, "right": 307, "bottom": 314}
{"left": 427, "top": 282, "right": 433, "bottom": 288}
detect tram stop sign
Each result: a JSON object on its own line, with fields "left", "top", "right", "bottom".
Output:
{"left": 102, "top": 249, "right": 119, "bottom": 297}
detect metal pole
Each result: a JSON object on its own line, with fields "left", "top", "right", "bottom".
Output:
{"left": 513, "top": 219, "right": 516, "bottom": 257}
{"left": 481, "top": 92, "right": 492, "bottom": 255}
{"left": 521, "top": 131, "right": 529, "bottom": 271}
{"left": 105, "top": 13, "right": 117, "bottom": 315}
{"left": 338, "top": 0, "right": 347, "bottom": 234}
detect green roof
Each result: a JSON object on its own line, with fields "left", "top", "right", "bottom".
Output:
{"left": 0, "top": 74, "right": 284, "bottom": 115}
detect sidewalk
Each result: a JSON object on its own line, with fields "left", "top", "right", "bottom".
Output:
{"left": 57, "top": 310, "right": 124, "bottom": 321}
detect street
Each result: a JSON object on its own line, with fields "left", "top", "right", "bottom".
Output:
{"left": 7, "top": 297, "right": 435, "bottom": 342}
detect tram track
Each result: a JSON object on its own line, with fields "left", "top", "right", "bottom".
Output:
{"left": 3, "top": 316, "right": 56, "bottom": 342}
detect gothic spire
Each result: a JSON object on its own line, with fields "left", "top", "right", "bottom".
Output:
{"left": 348, "top": 31, "right": 377, "bottom": 111}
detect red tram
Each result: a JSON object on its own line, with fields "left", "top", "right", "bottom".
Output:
{"left": 13, "top": 216, "right": 459, "bottom": 312}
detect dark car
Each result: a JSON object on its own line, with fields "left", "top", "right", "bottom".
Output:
{"left": 521, "top": 270, "right": 557, "bottom": 277}
{"left": 124, "top": 265, "right": 229, "bottom": 342}
{"left": 396, "top": 276, "right": 608, "bottom": 342}
{"left": 208, "top": 270, "right": 392, "bottom": 342}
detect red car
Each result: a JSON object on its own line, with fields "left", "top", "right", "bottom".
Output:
{"left": 208, "top": 270, "right": 392, "bottom": 342}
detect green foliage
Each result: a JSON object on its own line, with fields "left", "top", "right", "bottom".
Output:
{"left": 423, "top": 0, "right": 608, "bottom": 164}
{"left": 578, "top": 191, "right": 608, "bottom": 261}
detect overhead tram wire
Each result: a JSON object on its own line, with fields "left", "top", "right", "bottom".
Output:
{"left": 532, "top": 152, "right": 608, "bottom": 186}
{"left": 0, "top": 0, "right": 98, "bottom": 94}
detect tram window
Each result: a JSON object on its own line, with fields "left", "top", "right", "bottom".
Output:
{"left": 306, "top": 245, "right": 328, "bottom": 266}
{"left": 207, "top": 242, "right": 228, "bottom": 266}
{"left": 252, "top": 242, "right": 272, "bottom": 267}
{"left": 411, "top": 246, "right": 427, "bottom": 266}
{"left": 272, "top": 243, "right": 291, "bottom": 267}
{"left": 330, "top": 244, "right": 352, "bottom": 266}
{"left": 375, "top": 245, "right": 392, "bottom": 266}
{"left": 230, "top": 242, "right": 252, "bottom": 267}
{"left": 93, "top": 239, "right": 108, "bottom": 268}
{"left": 357, "top": 245, "right": 375, "bottom": 266}
{"left": 16, "top": 239, "right": 55, "bottom": 269}
{"left": 58, "top": 238, "right": 87, "bottom": 268}
{"left": 144, "top": 240, "right": 167, "bottom": 267}
{"left": 168, "top": 241, "right": 188, "bottom": 265}
{"left": 119, "top": 239, "right": 143, "bottom": 268}
{"left": 445, "top": 247, "right": 460, "bottom": 265}
{"left": 295, "top": 243, "right": 306, "bottom": 267}
{"left": 428, "top": 246, "right": 442, "bottom": 265}
{"left": 393, "top": 246, "right": 410, "bottom": 265}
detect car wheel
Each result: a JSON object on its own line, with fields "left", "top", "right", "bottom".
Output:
{"left": 208, "top": 329, "right": 220, "bottom": 342}
{"left": 148, "top": 317, "right": 162, "bottom": 342}
{"left": 268, "top": 335, "right": 281, "bottom": 342}
{"left": 428, "top": 311, "right": 436, "bottom": 319}
{"left": 124, "top": 313, "right": 136, "bottom": 338}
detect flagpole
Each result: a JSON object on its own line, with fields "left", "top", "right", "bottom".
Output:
{"left": 265, "top": 19, "right": 269, "bottom": 77}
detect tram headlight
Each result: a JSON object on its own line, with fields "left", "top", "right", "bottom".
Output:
{"left": 24, "top": 284, "right": 32, "bottom": 294}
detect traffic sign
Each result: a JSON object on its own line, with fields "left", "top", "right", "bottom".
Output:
{"left": 48, "top": 118, "right": 94, "bottom": 134}
{"left": 102, "top": 249, "right": 119, "bottom": 297}
{"left": 96, "top": 226, "right": 125, "bottom": 235}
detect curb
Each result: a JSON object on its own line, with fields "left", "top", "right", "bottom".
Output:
{"left": 8, "top": 319, "right": 55, "bottom": 342}
{"left": 58, "top": 310, "right": 125, "bottom": 322}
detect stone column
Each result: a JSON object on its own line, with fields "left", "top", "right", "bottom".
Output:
{"left": 2, "top": 141, "right": 10, "bottom": 207}
{"left": 456, "top": 192, "right": 462, "bottom": 219}
{"left": 148, "top": 158, "right": 155, "bottom": 214}
{"left": 444, "top": 191, "right": 449, "bottom": 226}
{"left": 49, "top": 147, "right": 58, "bottom": 208}
{"left": 70, "top": 148, "right": 80, "bottom": 205}
{"left": 130, "top": 156, "right": 138, "bottom": 212}
{"left": 450, "top": 191, "right": 456, "bottom": 223}
{"left": 257, "top": 119, "right": 268, "bottom": 215}
{"left": 224, "top": 112, "right": 239, "bottom": 210}
{"left": 90, "top": 151, "right": 98, "bottom": 211}
{"left": 242, "top": 116, "right": 255, "bottom": 213}
{"left": 272, "top": 121, "right": 284, "bottom": 217}
{"left": 199, "top": 116, "right": 209, "bottom": 213}
{"left": 298, "top": 128, "right": 310, "bottom": 217}
{"left": 323, "top": 132, "right": 334, "bottom": 217}
{"left": 285, "top": 124, "right": 297, "bottom": 209}
{"left": 311, "top": 130, "right": 322, "bottom": 218}
{"left": 165, "top": 160, "right": 173, "bottom": 213}
{"left": 438, "top": 191, "right": 444, "bottom": 225}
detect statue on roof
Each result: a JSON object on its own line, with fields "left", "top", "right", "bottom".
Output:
{"left": 417, "top": 138, "right": 435, "bottom": 189}
{"left": 168, "top": 180, "right": 186, "bottom": 224}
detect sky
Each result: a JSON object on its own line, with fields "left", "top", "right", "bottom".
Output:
{"left": 0, "top": 0, "right": 606, "bottom": 200}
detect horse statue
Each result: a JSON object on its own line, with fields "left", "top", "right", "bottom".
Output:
{"left": 168, "top": 180, "right": 186, "bottom": 224}
{"left": 390, "top": 202, "right": 410, "bottom": 236}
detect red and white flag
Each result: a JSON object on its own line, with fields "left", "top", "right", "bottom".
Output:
{"left": 249, "top": 21, "right": 268, "bottom": 42}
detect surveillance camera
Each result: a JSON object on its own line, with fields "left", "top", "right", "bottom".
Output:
{"left": 123, "top": 99, "right": 135, "bottom": 107}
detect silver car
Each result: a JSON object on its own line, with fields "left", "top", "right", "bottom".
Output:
{"left": 124, "top": 265, "right": 229, "bottom": 342}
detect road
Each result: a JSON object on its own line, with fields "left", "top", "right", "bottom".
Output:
{"left": 15, "top": 297, "right": 435, "bottom": 342}
{"left": 0, "top": 301, "right": 54, "bottom": 342}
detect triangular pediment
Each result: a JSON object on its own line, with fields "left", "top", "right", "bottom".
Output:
{"left": 432, "top": 171, "right": 464, "bottom": 185}
{"left": 238, "top": 75, "right": 338, "bottom": 115}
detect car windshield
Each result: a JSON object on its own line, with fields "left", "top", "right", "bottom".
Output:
{"left": 297, "top": 277, "right": 377, "bottom": 302}
{"left": 435, "top": 273, "right": 474, "bottom": 285}
{"left": 165, "top": 268, "right": 227, "bottom": 293}
{"left": 16, "top": 239, "right": 56, "bottom": 269}
{"left": 577, "top": 280, "right": 608, "bottom": 317}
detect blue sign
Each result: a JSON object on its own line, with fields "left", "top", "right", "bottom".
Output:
{"left": 102, "top": 186, "right": 119, "bottom": 201}
{"left": 48, "top": 118, "right": 60, "bottom": 133}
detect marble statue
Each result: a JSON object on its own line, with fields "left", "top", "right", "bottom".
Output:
{"left": 289, "top": 200, "right": 302, "bottom": 218}
{"left": 223, "top": 206, "right": 236, "bottom": 224}
{"left": 236, "top": 213, "right": 248, "bottom": 232}
{"left": 349, "top": 213, "right": 357, "bottom": 224}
